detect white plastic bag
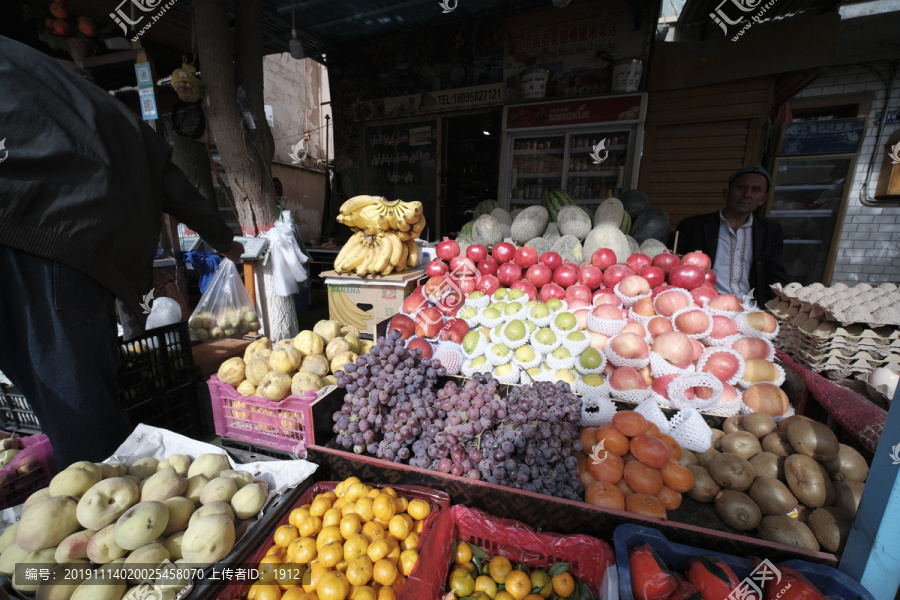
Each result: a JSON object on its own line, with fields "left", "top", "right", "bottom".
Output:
{"left": 187, "top": 260, "right": 258, "bottom": 340}
{"left": 264, "top": 220, "right": 309, "bottom": 296}
{"left": 145, "top": 296, "right": 182, "bottom": 330}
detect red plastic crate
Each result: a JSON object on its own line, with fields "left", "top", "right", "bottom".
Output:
{"left": 212, "top": 480, "right": 453, "bottom": 600}
{"left": 448, "top": 504, "right": 617, "bottom": 597}
{"left": 208, "top": 376, "right": 318, "bottom": 456}
{"left": 0, "top": 432, "right": 56, "bottom": 509}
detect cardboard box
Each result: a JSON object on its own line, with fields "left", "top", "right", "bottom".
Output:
{"left": 307, "top": 386, "right": 840, "bottom": 568}
{"left": 321, "top": 269, "right": 425, "bottom": 338}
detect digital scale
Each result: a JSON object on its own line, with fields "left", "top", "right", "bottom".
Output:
{"left": 179, "top": 236, "right": 269, "bottom": 260}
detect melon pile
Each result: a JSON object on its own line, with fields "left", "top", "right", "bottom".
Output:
{"left": 399, "top": 240, "right": 793, "bottom": 421}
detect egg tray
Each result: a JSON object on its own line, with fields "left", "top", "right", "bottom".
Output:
{"left": 770, "top": 282, "right": 900, "bottom": 328}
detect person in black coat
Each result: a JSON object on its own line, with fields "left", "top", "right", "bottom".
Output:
{"left": 675, "top": 166, "right": 786, "bottom": 306}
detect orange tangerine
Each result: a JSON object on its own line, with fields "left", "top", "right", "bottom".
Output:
{"left": 355, "top": 497, "right": 375, "bottom": 522}
{"left": 289, "top": 507, "right": 311, "bottom": 529}
{"left": 456, "top": 542, "right": 473, "bottom": 565}
{"left": 504, "top": 570, "right": 533, "bottom": 600}
{"left": 319, "top": 540, "right": 344, "bottom": 568}
{"left": 323, "top": 491, "right": 338, "bottom": 502}
{"left": 372, "top": 494, "right": 396, "bottom": 522}
{"left": 376, "top": 587, "right": 396, "bottom": 600}
{"left": 266, "top": 543, "right": 284, "bottom": 556}
{"left": 495, "top": 593, "right": 517, "bottom": 600}
{"left": 336, "top": 477, "right": 361, "bottom": 498}
{"left": 297, "top": 515, "right": 322, "bottom": 538}
{"left": 400, "top": 532, "right": 419, "bottom": 551}
{"left": 335, "top": 559, "right": 350, "bottom": 573}
{"left": 488, "top": 555, "right": 512, "bottom": 584}
{"left": 274, "top": 524, "right": 300, "bottom": 548}
{"left": 276, "top": 564, "right": 305, "bottom": 589}
{"left": 317, "top": 571, "right": 351, "bottom": 600}
{"left": 367, "top": 487, "right": 382, "bottom": 499}
{"left": 333, "top": 496, "right": 347, "bottom": 510}
{"left": 340, "top": 513, "right": 363, "bottom": 539}
{"left": 551, "top": 572, "right": 575, "bottom": 598}
{"left": 381, "top": 487, "right": 399, "bottom": 499}
{"left": 344, "top": 533, "right": 370, "bottom": 562}
{"left": 302, "top": 562, "right": 330, "bottom": 593}
{"left": 323, "top": 507, "right": 343, "bottom": 528}
{"left": 406, "top": 499, "right": 430, "bottom": 521}
{"left": 346, "top": 555, "right": 374, "bottom": 587}
{"left": 393, "top": 497, "right": 408, "bottom": 513}
{"left": 366, "top": 538, "right": 393, "bottom": 563}
{"left": 345, "top": 482, "right": 370, "bottom": 501}
{"left": 309, "top": 496, "right": 332, "bottom": 517}
{"left": 474, "top": 575, "right": 498, "bottom": 598}
{"left": 399, "top": 549, "right": 418, "bottom": 576}
{"left": 317, "top": 525, "right": 344, "bottom": 549}
{"left": 253, "top": 584, "right": 283, "bottom": 600}
{"left": 387, "top": 514, "right": 410, "bottom": 540}
{"left": 414, "top": 519, "right": 424, "bottom": 534}
{"left": 282, "top": 589, "right": 316, "bottom": 600}
{"left": 390, "top": 573, "right": 406, "bottom": 592}
{"left": 350, "top": 584, "right": 376, "bottom": 600}
{"left": 372, "top": 558, "right": 398, "bottom": 586}
{"left": 385, "top": 543, "right": 401, "bottom": 565}
{"left": 288, "top": 537, "right": 317, "bottom": 564}
{"left": 362, "top": 521, "right": 387, "bottom": 543}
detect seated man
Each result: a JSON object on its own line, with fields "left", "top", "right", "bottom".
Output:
{"left": 675, "top": 165, "right": 786, "bottom": 306}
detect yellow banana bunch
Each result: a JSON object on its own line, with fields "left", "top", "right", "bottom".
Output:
{"left": 337, "top": 196, "right": 426, "bottom": 238}
{"left": 336, "top": 195, "right": 426, "bottom": 276}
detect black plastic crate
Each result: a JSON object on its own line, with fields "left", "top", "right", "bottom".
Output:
{"left": 221, "top": 438, "right": 297, "bottom": 461}
{"left": 117, "top": 321, "right": 195, "bottom": 408}
{"left": 0, "top": 386, "right": 41, "bottom": 435}
{"left": 124, "top": 381, "right": 203, "bottom": 439}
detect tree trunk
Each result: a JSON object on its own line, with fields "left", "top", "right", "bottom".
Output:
{"left": 193, "top": 0, "right": 298, "bottom": 340}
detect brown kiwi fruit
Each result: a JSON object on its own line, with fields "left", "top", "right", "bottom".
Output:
{"left": 678, "top": 450, "right": 698, "bottom": 468}
{"left": 742, "top": 412, "right": 777, "bottom": 438}
{"left": 722, "top": 416, "right": 744, "bottom": 434}
{"left": 777, "top": 414, "right": 813, "bottom": 432}
{"left": 784, "top": 454, "right": 829, "bottom": 508}
{"left": 787, "top": 421, "right": 840, "bottom": 462}
{"left": 719, "top": 431, "right": 763, "bottom": 460}
{"left": 708, "top": 453, "right": 757, "bottom": 491}
{"left": 694, "top": 446, "right": 720, "bottom": 469}
{"left": 808, "top": 507, "right": 853, "bottom": 554}
{"left": 795, "top": 504, "right": 815, "bottom": 524}
{"left": 815, "top": 461, "right": 835, "bottom": 506}
{"left": 832, "top": 481, "right": 865, "bottom": 517}
{"left": 711, "top": 429, "right": 726, "bottom": 451}
{"left": 686, "top": 465, "right": 720, "bottom": 503}
{"left": 758, "top": 515, "right": 820, "bottom": 551}
{"left": 749, "top": 452, "right": 785, "bottom": 481}
{"left": 749, "top": 476, "right": 799, "bottom": 516}
{"left": 821, "top": 444, "right": 869, "bottom": 482}
{"left": 761, "top": 432, "right": 794, "bottom": 457}
{"left": 714, "top": 489, "right": 763, "bottom": 531}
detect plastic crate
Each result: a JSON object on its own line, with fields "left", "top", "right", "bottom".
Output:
{"left": 0, "top": 432, "right": 56, "bottom": 509}
{"left": 614, "top": 524, "right": 874, "bottom": 600}
{"left": 0, "top": 386, "right": 41, "bottom": 435}
{"left": 117, "top": 321, "right": 196, "bottom": 408}
{"left": 208, "top": 375, "right": 318, "bottom": 456}
{"left": 211, "top": 480, "right": 453, "bottom": 600}
{"left": 125, "top": 381, "right": 203, "bottom": 439}
{"left": 451, "top": 504, "right": 618, "bottom": 599}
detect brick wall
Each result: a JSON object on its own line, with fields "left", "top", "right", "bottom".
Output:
{"left": 793, "top": 59, "right": 900, "bottom": 285}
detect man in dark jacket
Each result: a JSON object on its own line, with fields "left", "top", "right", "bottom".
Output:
{"left": 675, "top": 165, "right": 786, "bottom": 306}
{"left": 0, "top": 36, "right": 243, "bottom": 467}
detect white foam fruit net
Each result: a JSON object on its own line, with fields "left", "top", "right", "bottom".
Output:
{"left": 627, "top": 307, "right": 655, "bottom": 328}
{"left": 740, "top": 403, "right": 795, "bottom": 423}
{"left": 527, "top": 310, "right": 553, "bottom": 328}
{"left": 667, "top": 372, "right": 722, "bottom": 411}
{"left": 653, "top": 288, "right": 694, "bottom": 317}
{"left": 737, "top": 362, "right": 786, "bottom": 390}
{"left": 493, "top": 363, "right": 521, "bottom": 385}
{"left": 465, "top": 294, "right": 490, "bottom": 309}
{"left": 547, "top": 353, "right": 577, "bottom": 370}
{"left": 575, "top": 351, "right": 608, "bottom": 376}
{"left": 461, "top": 330, "right": 488, "bottom": 359}
{"left": 531, "top": 329, "right": 562, "bottom": 354}
{"left": 703, "top": 332, "right": 743, "bottom": 348}
{"left": 587, "top": 314, "right": 628, "bottom": 336}
{"left": 696, "top": 347, "right": 746, "bottom": 386}
{"left": 669, "top": 407, "right": 713, "bottom": 453}
{"left": 634, "top": 397, "right": 671, "bottom": 434}
{"left": 614, "top": 282, "right": 652, "bottom": 308}
{"left": 433, "top": 343, "right": 463, "bottom": 375}
{"left": 609, "top": 385, "right": 653, "bottom": 403}
{"left": 513, "top": 351, "right": 544, "bottom": 371}
{"left": 574, "top": 377, "right": 608, "bottom": 396}
{"left": 649, "top": 352, "right": 696, "bottom": 378}
{"left": 606, "top": 337, "right": 651, "bottom": 370}
{"left": 733, "top": 311, "right": 780, "bottom": 341}
{"left": 581, "top": 392, "right": 617, "bottom": 427}
{"left": 479, "top": 312, "right": 504, "bottom": 329}
{"left": 670, "top": 306, "right": 715, "bottom": 339}
{"left": 500, "top": 325, "right": 529, "bottom": 350}
{"left": 704, "top": 387, "right": 743, "bottom": 417}
{"left": 560, "top": 335, "right": 591, "bottom": 355}
{"left": 485, "top": 345, "right": 513, "bottom": 366}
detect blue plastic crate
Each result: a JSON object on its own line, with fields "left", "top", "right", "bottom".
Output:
{"left": 614, "top": 524, "right": 874, "bottom": 600}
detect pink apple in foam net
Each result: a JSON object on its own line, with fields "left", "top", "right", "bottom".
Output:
{"left": 539, "top": 283, "right": 566, "bottom": 303}
{"left": 475, "top": 274, "right": 500, "bottom": 296}
{"left": 618, "top": 275, "right": 651, "bottom": 297}
{"left": 589, "top": 331, "right": 610, "bottom": 351}
{"left": 731, "top": 336, "right": 771, "bottom": 361}
{"left": 477, "top": 258, "right": 499, "bottom": 277}
{"left": 539, "top": 251, "right": 562, "bottom": 271}
{"left": 465, "top": 244, "right": 488, "bottom": 264}
{"left": 579, "top": 265, "right": 604, "bottom": 290}
{"left": 652, "top": 331, "right": 694, "bottom": 369}
{"left": 702, "top": 351, "right": 741, "bottom": 382}
{"left": 603, "top": 264, "right": 635, "bottom": 288}
{"left": 593, "top": 289, "right": 622, "bottom": 307}
{"left": 691, "top": 338, "right": 705, "bottom": 363}
{"left": 610, "top": 366, "right": 648, "bottom": 391}
{"left": 565, "top": 284, "right": 592, "bottom": 304}
{"left": 639, "top": 266, "right": 665, "bottom": 289}
{"left": 514, "top": 246, "right": 539, "bottom": 270}
{"left": 591, "top": 248, "right": 617, "bottom": 270}
{"left": 648, "top": 316, "right": 674, "bottom": 340}
{"left": 591, "top": 303, "right": 624, "bottom": 321}
{"left": 707, "top": 294, "right": 744, "bottom": 312}
{"left": 682, "top": 251, "right": 712, "bottom": 272}
{"left": 621, "top": 320, "right": 648, "bottom": 339}
{"left": 525, "top": 264, "right": 553, "bottom": 288}
{"left": 651, "top": 374, "right": 678, "bottom": 399}
{"left": 655, "top": 289, "right": 692, "bottom": 317}
{"left": 492, "top": 242, "right": 516, "bottom": 264}
{"left": 626, "top": 253, "right": 651, "bottom": 273}
{"left": 651, "top": 284, "right": 674, "bottom": 299}
{"left": 632, "top": 297, "right": 656, "bottom": 317}
{"left": 721, "top": 382, "right": 739, "bottom": 403}
{"left": 567, "top": 298, "right": 591, "bottom": 311}
{"left": 651, "top": 252, "right": 681, "bottom": 276}
{"left": 709, "top": 315, "right": 739, "bottom": 339}
{"left": 497, "top": 263, "right": 523, "bottom": 286}
{"left": 553, "top": 265, "right": 580, "bottom": 288}
{"left": 668, "top": 265, "right": 706, "bottom": 290}
{"left": 691, "top": 285, "right": 718, "bottom": 307}
{"left": 674, "top": 309, "right": 712, "bottom": 336}
{"left": 609, "top": 332, "right": 649, "bottom": 360}
{"left": 510, "top": 279, "right": 538, "bottom": 300}
{"left": 573, "top": 308, "right": 589, "bottom": 329}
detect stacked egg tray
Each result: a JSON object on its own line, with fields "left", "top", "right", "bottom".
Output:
{"left": 766, "top": 282, "right": 900, "bottom": 380}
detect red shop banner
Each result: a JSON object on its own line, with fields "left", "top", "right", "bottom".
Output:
{"left": 506, "top": 94, "right": 643, "bottom": 129}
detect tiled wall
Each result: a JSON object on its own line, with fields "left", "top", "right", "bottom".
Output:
{"left": 793, "top": 62, "right": 900, "bottom": 285}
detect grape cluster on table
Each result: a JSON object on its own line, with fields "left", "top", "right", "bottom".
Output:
{"left": 333, "top": 330, "right": 585, "bottom": 500}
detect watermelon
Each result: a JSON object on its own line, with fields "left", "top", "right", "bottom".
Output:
{"left": 631, "top": 208, "right": 672, "bottom": 245}
{"left": 473, "top": 200, "right": 501, "bottom": 219}
{"left": 460, "top": 221, "right": 474, "bottom": 238}
{"left": 621, "top": 189, "right": 651, "bottom": 221}
{"left": 541, "top": 189, "right": 578, "bottom": 221}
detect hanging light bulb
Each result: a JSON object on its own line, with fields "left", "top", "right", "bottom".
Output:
{"left": 289, "top": 0, "right": 304, "bottom": 59}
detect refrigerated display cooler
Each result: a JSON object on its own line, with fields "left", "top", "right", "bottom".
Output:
{"left": 498, "top": 94, "right": 647, "bottom": 212}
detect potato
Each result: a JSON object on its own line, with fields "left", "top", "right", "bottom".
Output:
{"left": 187, "top": 453, "right": 231, "bottom": 480}
{"left": 189, "top": 501, "right": 235, "bottom": 525}
{"left": 70, "top": 575, "right": 126, "bottom": 600}
{"left": 77, "top": 477, "right": 140, "bottom": 530}
{"left": 157, "top": 454, "right": 192, "bottom": 478}
{"left": 162, "top": 497, "right": 196, "bottom": 535}
{"left": 141, "top": 468, "right": 187, "bottom": 503}
{"left": 181, "top": 514, "right": 235, "bottom": 566}
{"left": 708, "top": 453, "right": 756, "bottom": 491}
{"left": 128, "top": 457, "right": 160, "bottom": 479}
{"left": 200, "top": 477, "right": 238, "bottom": 505}
{"left": 96, "top": 463, "right": 119, "bottom": 479}
{"left": 114, "top": 501, "right": 169, "bottom": 551}
{"left": 54, "top": 529, "right": 97, "bottom": 563}
{"left": 231, "top": 482, "right": 268, "bottom": 519}
{"left": 86, "top": 524, "right": 128, "bottom": 564}
{"left": 17, "top": 496, "right": 80, "bottom": 552}
{"left": 48, "top": 462, "right": 102, "bottom": 499}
